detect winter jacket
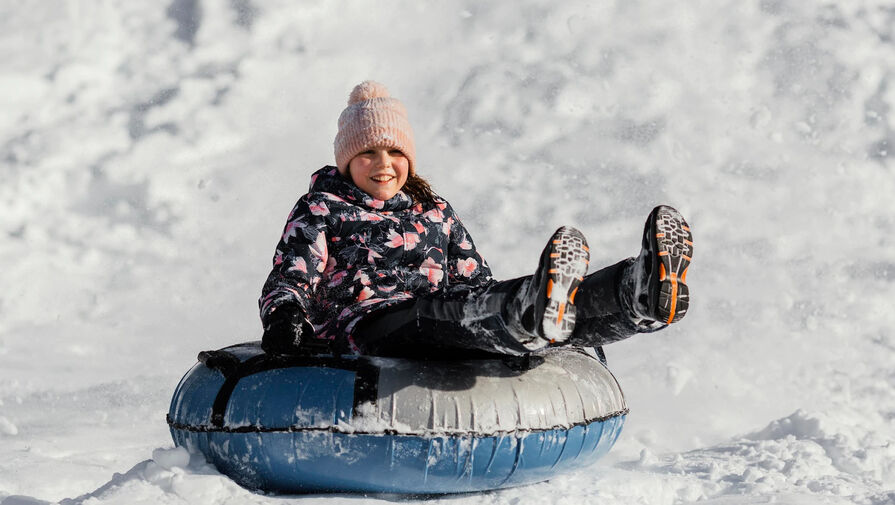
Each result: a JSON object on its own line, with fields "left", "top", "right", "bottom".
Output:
{"left": 259, "top": 166, "right": 493, "bottom": 354}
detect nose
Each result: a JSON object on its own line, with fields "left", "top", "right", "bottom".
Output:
{"left": 374, "top": 150, "right": 391, "bottom": 168}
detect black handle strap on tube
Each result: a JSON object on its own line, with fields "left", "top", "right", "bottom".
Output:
{"left": 190, "top": 348, "right": 378, "bottom": 429}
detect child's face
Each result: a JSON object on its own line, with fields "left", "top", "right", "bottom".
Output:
{"left": 348, "top": 147, "right": 410, "bottom": 201}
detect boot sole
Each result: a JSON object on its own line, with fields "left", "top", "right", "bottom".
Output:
{"left": 541, "top": 227, "right": 590, "bottom": 343}
{"left": 651, "top": 206, "right": 693, "bottom": 324}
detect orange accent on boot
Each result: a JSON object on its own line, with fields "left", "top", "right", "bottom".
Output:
{"left": 659, "top": 263, "right": 667, "bottom": 281}
{"left": 546, "top": 279, "right": 554, "bottom": 298}
{"left": 681, "top": 267, "right": 688, "bottom": 283}
{"left": 557, "top": 303, "right": 566, "bottom": 323}
{"left": 667, "top": 273, "right": 678, "bottom": 324}
{"left": 569, "top": 287, "right": 578, "bottom": 304}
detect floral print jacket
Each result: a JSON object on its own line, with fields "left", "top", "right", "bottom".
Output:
{"left": 259, "top": 166, "right": 493, "bottom": 353}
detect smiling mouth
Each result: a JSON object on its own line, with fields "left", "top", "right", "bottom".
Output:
{"left": 371, "top": 175, "right": 395, "bottom": 183}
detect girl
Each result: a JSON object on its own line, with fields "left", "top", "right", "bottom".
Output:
{"left": 259, "top": 81, "right": 693, "bottom": 358}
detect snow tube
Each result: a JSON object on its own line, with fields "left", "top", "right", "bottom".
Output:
{"left": 167, "top": 342, "right": 627, "bottom": 494}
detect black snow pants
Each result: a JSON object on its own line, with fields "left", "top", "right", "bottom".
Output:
{"left": 351, "top": 259, "right": 641, "bottom": 360}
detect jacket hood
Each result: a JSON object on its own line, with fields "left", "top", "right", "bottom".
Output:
{"left": 309, "top": 166, "right": 414, "bottom": 212}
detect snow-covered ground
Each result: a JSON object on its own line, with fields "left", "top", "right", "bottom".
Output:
{"left": 2, "top": 1, "right": 894, "bottom": 503}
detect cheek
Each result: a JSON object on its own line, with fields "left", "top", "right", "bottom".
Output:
{"left": 347, "top": 162, "right": 368, "bottom": 186}
{"left": 348, "top": 170, "right": 360, "bottom": 187}
{"left": 397, "top": 159, "right": 410, "bottom": 180}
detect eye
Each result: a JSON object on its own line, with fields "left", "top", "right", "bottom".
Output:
{"left": 388, "top": 149, "right": 405, "bottom": 157}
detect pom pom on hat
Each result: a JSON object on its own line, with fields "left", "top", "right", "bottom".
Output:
{"left": 334, "top": 81, "right": 416, "bottom": 175}
{"left": 348, "top": 81, "right": 391, "bottom": 104}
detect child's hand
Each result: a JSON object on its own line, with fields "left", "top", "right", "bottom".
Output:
{"left": 261, "top": 305, "right": 313, "bottom": 355}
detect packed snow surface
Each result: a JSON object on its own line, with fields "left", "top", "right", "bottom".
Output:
{"left": 2, "top": 1, "right": 894, "bottom": 504}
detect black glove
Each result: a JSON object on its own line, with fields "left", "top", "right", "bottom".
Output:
{"left": 261, "top": 305, "right": 314, "bottom": 355}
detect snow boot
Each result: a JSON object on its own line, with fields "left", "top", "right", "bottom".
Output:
{"left": 622, "top": 205, "right": 693, "bottom": 325}
{"left": 514, "top": 226, "right": 590, "bottom": 349}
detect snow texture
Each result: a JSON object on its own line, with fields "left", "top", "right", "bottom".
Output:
{"left": 1, "top": 0, "right": 894, "bottom": 504}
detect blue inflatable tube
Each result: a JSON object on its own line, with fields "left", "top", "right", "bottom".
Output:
{"left": 167, "top": 342, "right": 627, "bottom": 494}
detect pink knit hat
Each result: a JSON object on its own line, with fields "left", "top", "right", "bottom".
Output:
{"left": 334, "top": 81, "right": 416, "bottom": 175}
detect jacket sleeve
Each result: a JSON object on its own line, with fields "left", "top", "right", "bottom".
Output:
{"left": 443, "top": 202, "right": 494, "bottom": 289}
{"left": 259, "top": 194, "right": 330, "bottom": 323}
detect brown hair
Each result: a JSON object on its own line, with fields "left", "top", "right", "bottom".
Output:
{"left": 402, "top": 172, "right": 438, "bottom": 206}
